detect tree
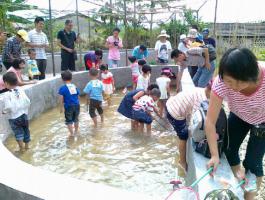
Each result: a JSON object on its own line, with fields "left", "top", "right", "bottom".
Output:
{"left": 0, "top": 0, "right": 37, "bottom": 31}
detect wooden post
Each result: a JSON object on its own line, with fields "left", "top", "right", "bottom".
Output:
{"left": 213, "top": 0, "right": 218, "bottom": 38}
{"left": 48, "top": 0, "right": 56, "bottom": 76}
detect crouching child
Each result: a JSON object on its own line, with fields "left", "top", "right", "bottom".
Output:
{"left": 132, "top": 88, "right": 161, "bottom": 134}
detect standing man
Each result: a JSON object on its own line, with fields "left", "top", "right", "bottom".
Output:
{"left": 132, "top": 45, "right": 149, "bottom": 60}
{"left": 2, "top": 29, "right": 29, "bottom": 70}
{"left": 105, "top": 27, "right": 123, "bottom": 68}
{"left": 28, "top": 17, "right": 49, "bottom": 80}
{"left": 57, "top": 20, "right": 80, "bottom": 71}
{"left": 0, "top": 30, "right": 7, "bottom": 72}
{"left": 202, "top": 28, "right": 216, "bottom": 48}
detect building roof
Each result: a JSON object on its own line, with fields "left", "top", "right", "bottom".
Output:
{"left": 212, "top": 23, "right": 265, "bottom": 37}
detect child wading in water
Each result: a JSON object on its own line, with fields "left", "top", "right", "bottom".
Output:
{"left": 166, "top": 83, "right": 212, "bottom": 171}
{"left": 58, "top": 70, "right": 80, "bottom": 137}
{"left": 84, "top": 68, "right": 104, "bottom": 127}
{"left": 2, "top": 72, "right": 31, "bottom": 152}
{"left": 118, "top": 84, "right": 159, "bottom": 131}
{"left": 128, "top": 56, "right": 140, "bottom": 89}
{"left": 136, "top": 64, "right": 151, "bottom": 91}
{"left": 100, "top": 64, "right": 115, "bottom": 106}
{"left": 156, "top": 67, "right": 171, "bottom": 116}
{"left": 132, "top": 88, "right": 162, "bottom": 134}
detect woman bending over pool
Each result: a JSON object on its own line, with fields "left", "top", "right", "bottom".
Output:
{"left": 205, "top": 48, "right": 265, "bottom": 200}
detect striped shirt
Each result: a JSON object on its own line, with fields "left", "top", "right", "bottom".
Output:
{"left": 133, "top": 95, "right": 155, "bottom": 112}
{"left": 166, "top": 88, "right": 207, "bottom": 120}
{"left": 28, "top": 29, "right": 49, "bottom": 59}
{"left": 212, "top": 67, "right": 265, "bottom": 125}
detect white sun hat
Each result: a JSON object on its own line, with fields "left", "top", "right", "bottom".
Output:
{"left": 157, "top": 30, "right": 170, "bottom": 38}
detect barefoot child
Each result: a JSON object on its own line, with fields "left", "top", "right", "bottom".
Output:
{"left": 136, "top": 64, "right": 151, "bottom": 91}
{"left": 83, "top": 68, "right": 104, "bottom": 127}
{"left": 58, "top": 70, "right": 80, "bottom": 137}
{"left": 118, "top": 84, "right": 159, "bottom": 131}
{"left": 2, "top": 72, "right": 31, "bottom": 152}
{"left": 100, "top": 64, "right": 115, "bottom": 106}
{"left": 128, "top": 56, "right": 140, "bottom": 89}
{"left": 165, "top": 83, "right": 211, "bottom": 171}
{"left": 132, "top": 88, "right": 161, "bottom": 134}
{"left": 156, "top": 67, "right": 171, "bottom": 116}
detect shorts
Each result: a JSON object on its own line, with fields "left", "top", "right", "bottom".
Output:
{"left": 89, "top": 99, "right": 103, "bottom": 118}
{"left": 132, "top": 109, "right": 152, "bottom": 124}
{"left": 103, "top": 93, "right": 112, "bottom": 101}
{"left": 132, "top": 75, "right": 139, "bottom": 84}
{"left": 9, "top": 114, "right": 31, "bottom": 143}
{"left": 166, "top": 109, "right": 188, "bottom": 140}
{"left": 65, "top": 105, "right": 80, "bottom": 125}
{"left": 157, "top": 58, "right": 169, "bottom": 64}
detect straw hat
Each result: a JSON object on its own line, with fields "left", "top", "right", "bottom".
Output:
{"left": 157, "top": 30, "right": 170, "bottom": 38}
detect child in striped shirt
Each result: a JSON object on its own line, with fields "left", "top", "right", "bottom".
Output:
{"left": 132, "top": 88, "right": 161, "bottom": 134}
{"left": 166, "top": 83, "right": 211, "bottom": 171}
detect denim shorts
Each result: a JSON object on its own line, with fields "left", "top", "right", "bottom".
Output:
{"left": 132, "top": 109, "right": 153, "bottom": 124}
{"left": 166, "top": 109, "right": 188, "bottom": 140}
{"left": 65, "top": 105, "right": 80, "bottom": 125}
{"left": 9, "top": 114, "right": 31, "bottom": 143}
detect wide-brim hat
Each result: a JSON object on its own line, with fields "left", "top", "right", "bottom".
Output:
{"left": 17, "top": 29, "right": 29, "bottom": 42}
{"left": 157, "top": 30, "right": 170, "bottom": 38}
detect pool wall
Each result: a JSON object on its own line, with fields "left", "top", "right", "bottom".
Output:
{"left": 0, "top": 65, "right": 177, "bottom": 200}
{"left": 0, "top": 66, "right": 244, "bottom": 200}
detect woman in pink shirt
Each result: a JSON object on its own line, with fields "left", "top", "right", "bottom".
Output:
{"left": 0, "top": 59, "right": 36, "bottom": 93}
{"left": 105, "top": 28, "right": 123, "bottom": 68}
{"left": 205, "top": 48, "right": 265, "bottom": 199}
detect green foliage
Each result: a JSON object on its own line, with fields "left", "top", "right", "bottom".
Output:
{"left": 255, "top": 49, "right": 265, "bottom": 61}
{"left": 0, "top": 0, "right": 37, "bottom": 31}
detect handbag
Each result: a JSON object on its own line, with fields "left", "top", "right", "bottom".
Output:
{"left": 251, "top": 124, "right": 265, "bottom": 138}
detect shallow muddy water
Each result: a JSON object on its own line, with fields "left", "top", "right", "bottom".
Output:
{"left": 5, "top": 92, "right": 184, "bottom": 198}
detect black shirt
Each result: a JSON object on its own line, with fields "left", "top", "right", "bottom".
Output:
{"left": 57, "top": 29, "right": 76, "bottom": 51}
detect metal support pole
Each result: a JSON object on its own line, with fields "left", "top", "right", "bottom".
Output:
{"left": 124, "top": 0, "right": 128, "bottom": 66}
{"left": 76, "top": 0, "right": 82, "bottom": 70}
{"left": 48, "top": 0, "right": 56, "bottom": 76}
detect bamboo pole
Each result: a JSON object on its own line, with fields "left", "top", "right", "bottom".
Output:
{"left": 76, "top": 0, "right": 82, "bottom": 70}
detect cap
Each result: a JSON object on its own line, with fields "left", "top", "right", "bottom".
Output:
{"left": 17, "top": 29, "right": 29, "bottom": 42}
{"left": 202, "top": 28, "right": 209, "bottom": 34}
{"left": 196, "top": 33, "right": 204, "bottom": 42}
{"left": 187, "top": 28, "right": 198, "bottom": 39}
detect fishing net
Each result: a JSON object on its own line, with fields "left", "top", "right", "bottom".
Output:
{"left": 165, "top": 187, "right": 199, "bottom": 200}
{"left": 204, "top": 189, "right": 240, "bottom": 200}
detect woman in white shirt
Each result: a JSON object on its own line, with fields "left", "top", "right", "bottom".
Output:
{"left": 155, "top": 30, "right": 172, "bottom": 64}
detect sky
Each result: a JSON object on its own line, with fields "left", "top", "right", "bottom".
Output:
{"left": 23, "top": 0, "right": 265, "bottom": 23}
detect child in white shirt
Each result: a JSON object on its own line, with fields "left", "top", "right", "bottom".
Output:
{"left": 2, "top": 72, "right": 31, "bottom": 152}
{"left": 136, "top": 64, "right": 151, "bottom": 91}
{"left": 156, "top": 67, "right": 171, "bottom": 116}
